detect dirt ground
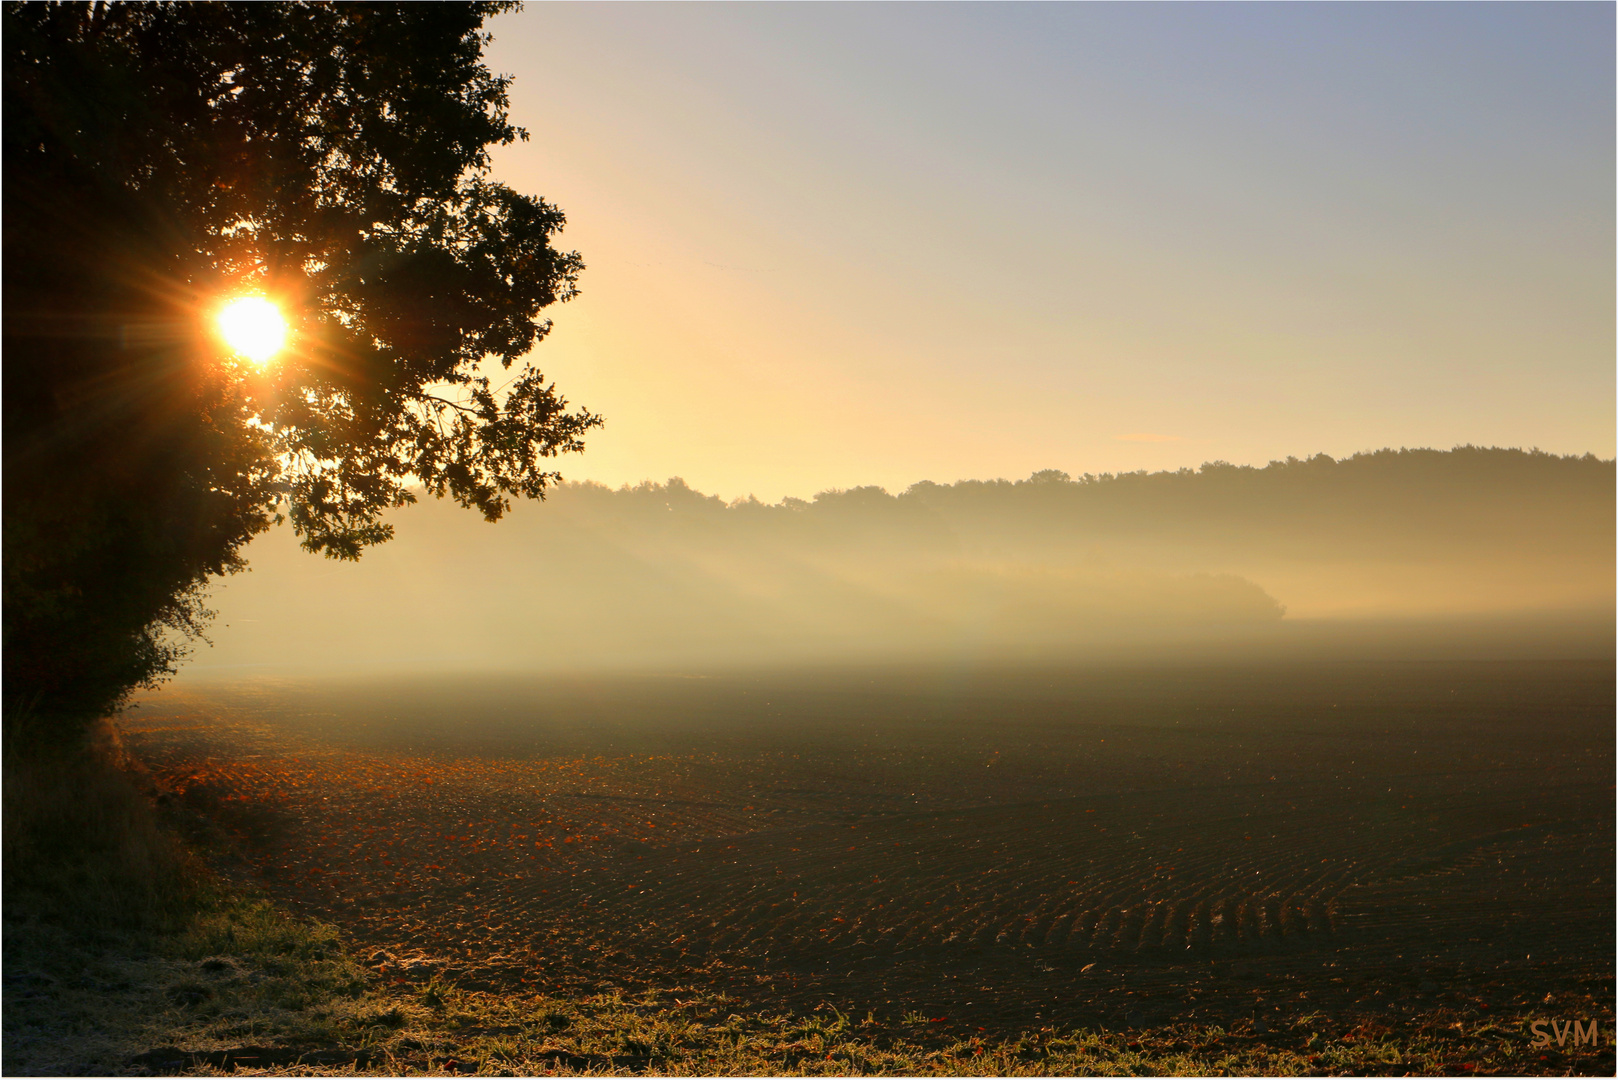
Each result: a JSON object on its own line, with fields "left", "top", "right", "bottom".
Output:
{"left": 124, "top": 660, "right": 1614, "bottom": 1048}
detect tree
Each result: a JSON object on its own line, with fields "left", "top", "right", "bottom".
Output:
{"left": 3, "top": 1, "right": 600, "bottom": 742}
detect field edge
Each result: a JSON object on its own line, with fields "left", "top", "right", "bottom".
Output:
{"left": 2, "top": 722, "right": 1612, "bottom": 1077}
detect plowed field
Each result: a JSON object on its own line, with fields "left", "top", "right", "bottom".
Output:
{"left": 125, "top": 661, "right": 1613, "bottom": 1036}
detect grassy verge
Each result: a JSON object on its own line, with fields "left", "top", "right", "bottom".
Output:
{"left": 8, "top": 908, "right": 1610, "bottom": 1078}
{"left": 3, "top": 724, "right": 1610, "bottom": 1076}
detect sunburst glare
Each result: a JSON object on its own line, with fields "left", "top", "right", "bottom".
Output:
{"left": 217, "top": 296, "right": 287, "bottom": 364}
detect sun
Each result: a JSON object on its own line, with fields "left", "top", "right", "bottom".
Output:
{"left": 217, "top": 296, "right": 287, "bottom": 364}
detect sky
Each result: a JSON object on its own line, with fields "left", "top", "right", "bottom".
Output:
{"left": 480, "top": 3, "right": 1613, "bottom": 504}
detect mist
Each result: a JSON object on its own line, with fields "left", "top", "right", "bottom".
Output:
{"left": 186, "top": 446, "right": 1613, "bottom": 679}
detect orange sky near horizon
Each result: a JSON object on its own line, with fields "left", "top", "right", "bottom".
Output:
{"left": 476, "top": 4, "right": 1612, "bottom": 504}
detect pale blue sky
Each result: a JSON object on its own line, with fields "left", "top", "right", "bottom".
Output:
{"left": 482, "top": 3, "right": 1613, "bottom": 502}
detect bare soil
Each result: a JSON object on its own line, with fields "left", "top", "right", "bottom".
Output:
{"left": 124, "top": 660, "right": 1614, "bottom": 1056}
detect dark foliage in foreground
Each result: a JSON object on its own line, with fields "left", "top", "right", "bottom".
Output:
{"left": 3, "top": 1, "right": 598, "bottom": 742}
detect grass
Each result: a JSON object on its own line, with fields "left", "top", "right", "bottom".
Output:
{"left": 9, "top": 918, "right": 1610, "bottom": 1077}
{"left": 3, "top": 721, "right": 1611, "bottom": 1076}
{"left": 4, "top": 719, "right": 204, "bottom": 934}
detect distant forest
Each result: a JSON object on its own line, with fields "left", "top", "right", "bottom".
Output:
{"left": 556, "top": 446, "right": 1612, "bottom": 560}
{"left": 201, "top": 447, "right": 1614, "bottom": 673}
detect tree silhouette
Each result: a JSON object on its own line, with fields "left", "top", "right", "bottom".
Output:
{"left": 4, "top": 1, "right": 599, "bottom": 740}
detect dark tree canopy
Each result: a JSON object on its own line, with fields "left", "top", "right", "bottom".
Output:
{"left": 4, "top": 1, "right": 599, "bottom": 739}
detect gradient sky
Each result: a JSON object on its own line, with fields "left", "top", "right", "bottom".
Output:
{"left": 481, "top": 3, "right": 1613, "bottom": 503}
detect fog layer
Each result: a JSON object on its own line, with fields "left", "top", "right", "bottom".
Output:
{"left": 192, "top": 447, "right": 1613, "bottom": 674}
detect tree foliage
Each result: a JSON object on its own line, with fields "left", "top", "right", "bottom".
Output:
{"left": 4, "top": 1, "right": 599, "bottom": 738}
